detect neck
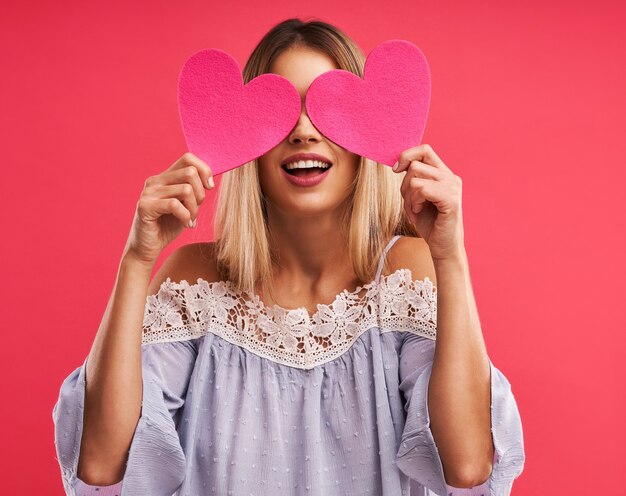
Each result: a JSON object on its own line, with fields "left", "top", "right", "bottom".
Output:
{"left": 265, "top": 204, "right": 354, "bottom": 287}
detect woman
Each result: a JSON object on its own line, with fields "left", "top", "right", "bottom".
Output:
{"left": 53, "top": 18, "right": 525, "bottom": 496}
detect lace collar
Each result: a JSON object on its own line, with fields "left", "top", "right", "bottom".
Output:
{"left": 142, "top": 267, "right": 437, "bottom": 369}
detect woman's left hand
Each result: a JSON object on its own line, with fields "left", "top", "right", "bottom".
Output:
{"left": 393, "top": 144, "right": 465, "bottom": 261}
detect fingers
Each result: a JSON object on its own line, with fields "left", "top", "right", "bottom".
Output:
{"left": 407, "top": 177, "right": 430, "bottom": 215}
{"left": 154, "top": 152, "right": 215, "bottom": 227}
{"left": 160, "top": 166, "right": 206, "bottom": 206}
{"left": 153, "top": 183, "right": 202, "bottom": 226}
{"left": 170, "top": 152, "right": 215, "bottom": 190}
{"left": 400, "top": 176, "right": 427, "bottom": 225}
{"left": 140, "top": 196, "right": 196, "bottom": 229}
{"left": 392, "top": 143, "right": 450, "bottom": 174}
{"left": 399, "top": 160, "right": 441, "bottom": 198}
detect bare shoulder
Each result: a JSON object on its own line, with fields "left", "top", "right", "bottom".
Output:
{"left": 147, "top": 241, "right": 222, "bottom": 296}
{"left": 385, "top": 235, "right": 437, "bottom": 287}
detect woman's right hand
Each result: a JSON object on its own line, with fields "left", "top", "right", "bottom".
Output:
{"left": 122, "top": 152, "right": 215, "bottom": 267}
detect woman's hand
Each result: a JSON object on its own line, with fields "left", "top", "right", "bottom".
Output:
{"left": 122, "top": 152, "right": 215, "bottom": 267}
{"left": 393, "top": 144, "right": 464, "bottom": 261}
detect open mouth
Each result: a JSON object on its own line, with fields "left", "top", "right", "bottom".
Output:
{"left": 281, "top": 160, "right": 333, "bottom": 177}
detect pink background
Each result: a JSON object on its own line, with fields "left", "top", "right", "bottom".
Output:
{"left": 1, "top": 1, "right": 624, "bottom": 494}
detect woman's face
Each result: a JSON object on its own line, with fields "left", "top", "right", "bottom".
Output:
{"left": 257, "top": 46, "right": 361, "bottom": 221}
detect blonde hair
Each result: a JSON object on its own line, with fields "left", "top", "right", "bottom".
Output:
{"left": 213, "top": 17, "right": 419, "bottom": 298}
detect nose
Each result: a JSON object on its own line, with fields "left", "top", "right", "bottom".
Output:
{"left": 288, "top": 107, "right": 323, "bottom": 144}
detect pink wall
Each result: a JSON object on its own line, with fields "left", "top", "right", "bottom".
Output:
{"left": 1, "top": 1, "right": 624, "bottom": 494}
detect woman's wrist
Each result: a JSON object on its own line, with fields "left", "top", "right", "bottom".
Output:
{"left": 120, "top": 250, "right": 156, "bottom": 275}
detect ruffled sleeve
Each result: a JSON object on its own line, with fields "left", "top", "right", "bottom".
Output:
{"left": 52, "top": 281, "right": 198, "bottom": 496}
{"left": 395, "top": 332, "right": 526, "bottom": 496}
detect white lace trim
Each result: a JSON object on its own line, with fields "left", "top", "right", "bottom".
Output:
{"left": 142, "top": 268, "right": 437, "bottom": 369}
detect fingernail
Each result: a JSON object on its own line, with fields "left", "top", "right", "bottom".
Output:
{"left": 208, "top": 176, "right": 214, "bottom": 188}
{"left": 392, "top": 161, "right": 399, "bottom": 171}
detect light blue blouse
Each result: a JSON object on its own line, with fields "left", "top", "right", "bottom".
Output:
{"left": 52, "top": 235, "right": 525, "bottom": 496}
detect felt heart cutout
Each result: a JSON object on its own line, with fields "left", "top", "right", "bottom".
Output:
{"left": 178, "top": 49, "right": 301, "bottom": 176}
{"left": 305, "top": 40, "right": 431, "bottom": 166}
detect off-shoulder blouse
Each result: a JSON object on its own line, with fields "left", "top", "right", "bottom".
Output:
{"left": 53, "top": 234, "right": 525, "bottom": 495}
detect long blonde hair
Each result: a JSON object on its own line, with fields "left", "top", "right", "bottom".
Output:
{"left": 213, "top": 17, "right": 419, "bottom": 298}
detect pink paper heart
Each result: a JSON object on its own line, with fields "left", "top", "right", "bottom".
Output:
{"left": 305, "top": 40, "right": 431, "bottom": 167}
{"left": 178, "top": 49, "right": 301, "bottom": 176}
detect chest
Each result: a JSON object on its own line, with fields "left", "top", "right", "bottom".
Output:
{"left": 256, "top": 277, "right": 370, "bottom": 317}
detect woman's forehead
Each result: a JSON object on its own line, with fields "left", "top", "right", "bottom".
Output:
{"left": 270, "top": 47, "right": 338, "bottom": 97}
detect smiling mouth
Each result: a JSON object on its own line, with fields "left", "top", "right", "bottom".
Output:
{"left": 283, "top": 167, "right": 330, "bottom": 177}
{"left": 281, "top": 161, "right": 333, "bottom": 177}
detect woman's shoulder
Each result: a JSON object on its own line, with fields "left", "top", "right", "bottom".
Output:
{"left": 147, "top": 241, "right": 222, "bottom": 297}
{"left": 384, "top": 235, "right": 437, "bottom": 288}
{"left": 145, "top": 236, "right": 438, "bottom": 298}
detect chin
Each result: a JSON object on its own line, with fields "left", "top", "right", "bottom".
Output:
{"left": 279, "top": 194, "right": 351, "bottom": 219}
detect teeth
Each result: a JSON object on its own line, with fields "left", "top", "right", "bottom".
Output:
{"left": 284, "top": 160, "right": 331, "bottom": 170}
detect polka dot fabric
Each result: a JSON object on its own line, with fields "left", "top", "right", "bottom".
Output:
{"left": 53, "top": 235, "right": 525, "bottom": 495}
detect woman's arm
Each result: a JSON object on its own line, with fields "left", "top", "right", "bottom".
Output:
{"left": 78, "top": 253, "right": 153, "bottom": 485}
{"left": 428, "top": 246, "right": 494, "bottom": 487}
{"left": 393, "top": 143, "right": 496, "bottom": 487}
